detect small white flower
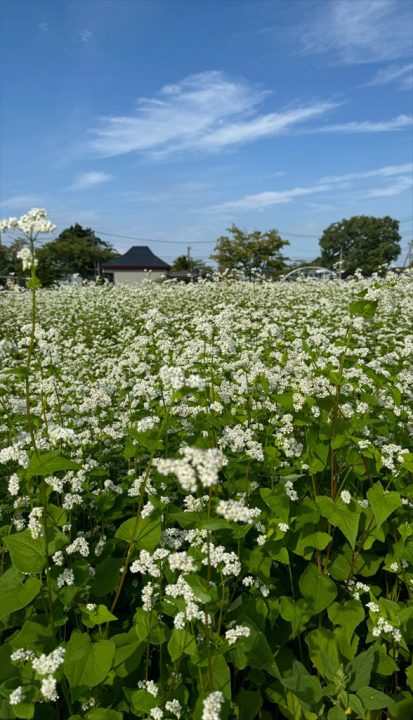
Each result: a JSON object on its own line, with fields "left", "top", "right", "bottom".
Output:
{"left": 278, "top": 522, "right": 289, "bottom": 533}
{"left": 9, "top": 687, "right": 25, "bottom": 705}
{"left": 340, "top": 490, "right": 351, "bottom": 505}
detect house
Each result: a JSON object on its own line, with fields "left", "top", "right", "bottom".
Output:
{"left": 101, "top": 246, "right": 170, "bottom": 284}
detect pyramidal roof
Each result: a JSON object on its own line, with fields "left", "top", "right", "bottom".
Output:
{"left": 102, "top": 246, "right": 170, "bottom": 270}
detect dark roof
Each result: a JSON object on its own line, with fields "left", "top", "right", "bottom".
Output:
{"left": 101, "top": 246, "right": 170, "bottom": 270}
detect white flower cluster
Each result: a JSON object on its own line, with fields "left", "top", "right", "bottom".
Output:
{"left": 348, "top": 579, "right": 370, "bottom": 600}
{"left": 157, "top": 446, "right": 226, "bottom": 493}
{"left": 137, "top": 679, "right": 158, "bottom": 696}
{"left": 216, "top": 499, "right": 261, "bottom": 524}
{"left": 202, "top": 691, "right": 224, "bottom": 720}
{"left": 0, "top": 208, "right": 56, "bottom": 236}
{"left": 225, "top": 624, "right": 251, "bottom": 645}
{"left": 242, "top": 575, "right": 270, "bottom": 597}
{"left": 66, "top": 535, "right": 89, "bottom": 557}
{"left": 9, "top": 687, "right": 25, "bottom": 705}
{"left": 130, "top": 548, "right": 170, "bottom": 577}
{"left": 28, "top": 506, "right": 43, "bottom": 539}
{"left": 371, "top": 616, "right": 402, "bottom": 643}
{"left": 32, "top": 647, "right": 66, "bottom": 676}
{"left": 285, "top": 480, "right": 298, "bottom": 502}
{"left": 201, "top": 542, "right": 241, "bottom": 576}
{"left": 165, "top": 699, "right": 182, "bottom": 717}
{"left": 168, "top": 551, "right": 197, "bottom": 573}
{"left": 340, "top": 490, "right": 351, "bottom": 504}
{"left": 165, "top": 575, "right": 206, "bottom": 628}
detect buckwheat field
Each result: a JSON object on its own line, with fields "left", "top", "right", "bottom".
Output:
{"left": 1, "top": 219, "right": 412, "bottom": 720}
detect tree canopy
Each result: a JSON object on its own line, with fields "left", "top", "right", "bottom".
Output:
{"left": 211, "top": 224, "right": 289, "bottom": 279}
{"left": 319, "top": 215, "right": 401, "bottom": 274}
{"left": 170, "top": 255, "right": 213, "bottom": 277}
{"left": 36, "top": 224, "right": 118, "bottom": 285}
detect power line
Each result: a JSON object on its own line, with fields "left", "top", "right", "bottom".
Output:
{"left": 94, "top": 228, "right": 323, "bottom": 244}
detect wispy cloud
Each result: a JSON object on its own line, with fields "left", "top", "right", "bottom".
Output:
{"left": 319, "top": 163, "right": 413, "bottom": 183}
{"left": 89, "top": 71, "right": 337, "bottom": 158}
{"left": 214, "top": 184, "right": 330, "bottom": 211}
{"left": 298, "top": 0, "right": 413, "bottom": 64}
{"left": 212, "top": 163, "right": 413, "bottom": 211}
{"left": 38, "top": 22, "right": 48, "bottom": 33}
{"left": 309, "top": 115, "right": 412, "bottom": 134}
{"left": 1, "top": 194, "right": 43, "bottom": 210}
{"left": 366, "top": 176, "right": 413, "bottom": 197}
{"left": 69, "top": 171, "right": 113, "bottom": 191}
{"left": 79, "top": 28, "right": 93, "bottom": 43}
{"left": 366, "top": 62, "right": 413, "bottom": 90}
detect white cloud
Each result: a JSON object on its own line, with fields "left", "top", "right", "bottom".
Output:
{"left": 1, "top": 194, "right": 43, "bottom": 210}
{"left": 299, "top": 0, "right": 413, "bottom": 64}
{"left": 70, "top": 171, "right": 113, "bottom": 191}
{"left": 365, "top": 176, "right": 413, "bottom": 197}
{"left": 79, "top": 28, "right": 93, "bottom": 43}
{"left": 38, "top": 22, "right": 48, "bottom": 32}
{"left": 214, "top": 185, "right": 331, "bottom": 211}
{"left": 89, "top": 71, "right": 337, "bottom": 158}
{"left": 319, "top": 163, "right": 413, "bottom": 183}
{"left": 213, "top": 162, "right": 413, "bottom": 211}
{"left": 309, "top": 115, "right": 412, "bottom": 134}
{"left": 366, "top": 62, "right": 413, "bottom": 90}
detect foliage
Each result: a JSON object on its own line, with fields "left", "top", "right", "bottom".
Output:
{"left": 319, "top": 216, "right": 401, "bottom": 274}
{"left": 211, "top": 224, "right": 289, "bottom": 278}
{"left": 36, "top": 224, "right": 118, "bottom": 285}
{"left": 0, "top": 210, "right": 412, "bottom": 719}
{"left": 170, "top": 255, "right": 213, "bottom": 277}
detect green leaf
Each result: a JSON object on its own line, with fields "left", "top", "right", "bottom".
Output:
{"left": 357, "top": 687, "right": 390, "bottom": 710}
{"left": 346, "top": 648, "right": 374, "bottom": 691}
{"left": 349, "top": 298, "right": 378, "bottom": 318}
{"left": 281, "top": 661, "right": 323, "bottom": 705}
{"left": 305, "top": 628, "right": 341, "bottom": 679}
{"left": 328, "top": 600, "right": 365, "bottom": 638}
{"left": 167, "top": 628, "right": 197, "bottom": 662}
{"left": 0, "top": 568, "right": 41, "bottom": 619}
{"left": 367, "top": 483, "right": 400, "bottom": 528}
{"left": 9, "top": 702, "right": 35, "bottom": 719}
{"left": 3, "top": 530, "right": 46, "bottom": 573}
{"left": 327, "top": 708, "right": 347, "bottom": 720}
{"left": 236, "top": 689, "right": 262, "bottom": 720}
{"left": 317, "top": 496, "right": 360, "bottom": 549}
{"left": 26, "top": 450, "right": 79, "bottom": 478}
{"left": 9, "top": 618, "right": 53, "bottom": 653}
{"left": 199, "top": 655, "right": 231, "bottom": 701}
{"left": 92, "top": 558, "right": 123, "bottom": 596}
{"left": 184, "top": 574, "right": 212, "bottom": 602}
{"left": 299, "top": 564, "right": 337, "bottom": 614}
{"left": 86, "top": 711, "right": 123, "bottom": 720}
{"left": 135, "top": 609, "right": 168, "bottom": 644}
{"left": 80, "top": 604, "right": 117, "bottom": 628}
{"left": 64, "top": 631, "right": 115, "bottom": 688}
{"left": 115, "top": 516, "right": 161, "bottom": 551}
{"left": 230, "top": 629, "right": 275, "bottom": 671}
{"left": 291, "top": 529, "right": 332, "bottom": 559}
{"left": 279, "top": 597, "right": 310, "bottom": 637}
{"left": 129, "top": 689, "right": 157, "bottom": 715}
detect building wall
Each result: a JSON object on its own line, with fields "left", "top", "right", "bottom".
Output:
{"left": 113, "top": 270, "right": 165, "bottom": 285}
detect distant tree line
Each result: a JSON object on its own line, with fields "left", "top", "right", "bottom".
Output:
{"left": 0, "top": 215, "right": 403, "bottom": 284}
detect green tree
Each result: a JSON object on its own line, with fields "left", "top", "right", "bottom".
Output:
{"left": 211, "top": 224, "right": 289, "bottom": 279}
{"left": 319, "top": 216, "right": 401, "bottom": 274}
{"left": 170, "top": 255, "right": 213, "bottom": 277}
{"left": 0, "top": 237, "right": 27, "bottom": 278}
{"left": 36, "top": 224, "right": 118, "bottom": 286}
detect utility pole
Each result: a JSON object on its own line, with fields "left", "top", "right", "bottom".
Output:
{"left": 403, "top": 240, "right": 412, "bottom": 268}
{"left": 187, "top": 246, "right": 192, "bottom": 274}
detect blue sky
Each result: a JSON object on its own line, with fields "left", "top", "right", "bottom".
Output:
{"left": 1, "top": 0, "right": 412, "bottom": 264}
